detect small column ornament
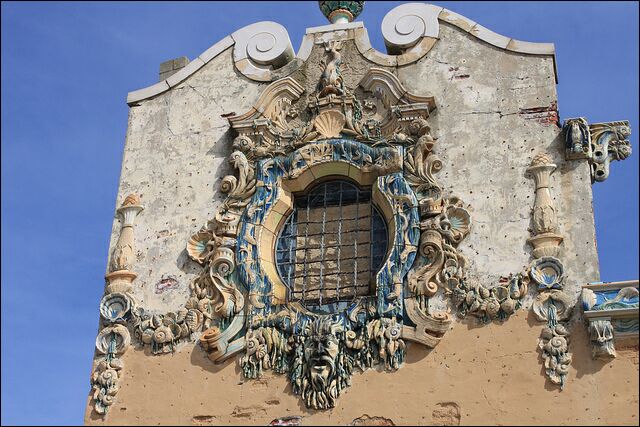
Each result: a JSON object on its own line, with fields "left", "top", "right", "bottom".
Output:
{"left": 105, "top": 194, "right": 144, "bottom": 294}
{"left": 526, "top": 153, "right": 563, "bottom": 259}
{"left": 527, "top": 152, "right": 573, "bottom": 390}
{"left": 91, "top": 193, "right": 143, "bottom": 416}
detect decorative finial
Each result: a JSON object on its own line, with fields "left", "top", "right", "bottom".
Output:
{"left": 319, "top": 1, "right": 365, "bottom": 24}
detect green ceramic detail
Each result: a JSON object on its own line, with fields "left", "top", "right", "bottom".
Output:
{"left": 318, "top": 1, "right": 365, "bottom": 23}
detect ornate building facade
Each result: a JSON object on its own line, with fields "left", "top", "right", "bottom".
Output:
{"left": 85, "top": 2, "right": 638, "bottom": 425}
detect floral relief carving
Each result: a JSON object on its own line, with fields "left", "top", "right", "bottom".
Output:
{"left": 538, "top": 322, "right": 572, "bottom": 388}
{"left": 227, "top": 60, "right": 436, "bottom": 164}
{"left": 129, "top": 150, "right": 257, "bottom": 358}
{"left": 526, "top": 152, "right": 573, "bottom": 389}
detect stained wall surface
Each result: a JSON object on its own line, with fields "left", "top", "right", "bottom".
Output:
{"left": 85, "top": 14, "right": 638, "bottom": 427}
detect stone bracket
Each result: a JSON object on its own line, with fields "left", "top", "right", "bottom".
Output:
{"left": 582, "top": 280, "right": 639, "bottom": 360}
{"left": 563, "top": 118, "right": 632, "bottom": 182}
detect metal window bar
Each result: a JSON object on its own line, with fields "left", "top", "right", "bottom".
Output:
{"left": 318, "top": 183, "right": 328, "bottom": 306}
{"left": 302, "top": 197, "right": 310, "bottom": 302}
{"left": 275, "top": 180, "right": 388, "bottom": 309}
{"left": 353, "top": 186, "right": 359, "bottom": 299}
{"left": 336, "top": 181, "right": 343, "bottom": 301}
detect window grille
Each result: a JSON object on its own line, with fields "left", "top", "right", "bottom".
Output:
{"left": 275, "top": 180, "right": 388, "bottom": 312}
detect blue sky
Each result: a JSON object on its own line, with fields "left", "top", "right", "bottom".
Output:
{"left": 1, "top": 1, "right": 638, "bottom": 425}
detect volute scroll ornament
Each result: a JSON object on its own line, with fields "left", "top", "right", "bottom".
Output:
{"left": 227, "top": 63, "right": 436, "bottom": 164}
{"left": 232, "top": 21, "right": 296, "bottom": 82}
{"left": 381, "top": 2, "right": 441, "bottom": 54}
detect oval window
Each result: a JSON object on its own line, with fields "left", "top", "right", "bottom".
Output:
{"left": 275, "top": 179, "right": 388, "bottom": 314}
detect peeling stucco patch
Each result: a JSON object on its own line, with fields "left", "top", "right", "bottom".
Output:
{"left": 349, "top": 414, "right": 396, "bottom": 426}
{"left": 431, "top": 402, "right": 461, "bottom": 426}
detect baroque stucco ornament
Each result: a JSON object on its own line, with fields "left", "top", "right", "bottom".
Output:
{"left": 563, "top": 117, "right": 632, "bottom": 182}
{"left": 91, "top": 194, "right": 143, "bottom": 416}
{"left": 525, "top": 152, "right": 574, "bottom": 389}
{"left": 217, "top": 56, "right": 457, "bottom": 408}
{"left": 94, "top": 42, "right": 574, "bottom": 415}
{"left": 187, "top": 44, "right": 479, "bottom": 408}
{"left": 87, "top": 2, "right": 640, "bottom": 420}
{"left": 582, "top": 281, "right": 639, "bottom": 360}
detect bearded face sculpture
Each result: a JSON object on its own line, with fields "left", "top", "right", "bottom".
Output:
{"left": 296, "top": 317, "right": 352, "bottom": 410}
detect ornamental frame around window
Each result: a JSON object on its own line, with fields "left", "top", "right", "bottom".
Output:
{"left": 235, "top": 138, "right": 420, "bottom": 322}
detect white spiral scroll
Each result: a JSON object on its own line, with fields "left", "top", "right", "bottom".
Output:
{"left": 232, "top": 21, "right": 295, "bottom": 81}
{"left": 382, "top": 3, "right": 442, "bottom": 51}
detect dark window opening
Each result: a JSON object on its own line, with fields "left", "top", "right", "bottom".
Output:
{"left": 275, "top": 180, "right": 388, "bottom": 313}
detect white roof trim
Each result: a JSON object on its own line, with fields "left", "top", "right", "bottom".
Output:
{"left": 127, "top": 3, "right": 558, "bottom": 105}
{"left": 126, "top": 35, "right": 234, "bottom": 105}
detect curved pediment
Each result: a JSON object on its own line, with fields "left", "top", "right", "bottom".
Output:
{"left": 127, "top": 2, "right": 556, "bottom": 105}
{"left": 227, "top": 66, "right": 436, "bottom": 161}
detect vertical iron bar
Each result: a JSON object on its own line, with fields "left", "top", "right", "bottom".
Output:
{"left": 319, "top": 183, "right": 328, "bottom": 306}
{"left": 353, "top": 184, "right": 359, "bottom": 297}
{"left": 369, "top": 197, "right": 374, "bottom": 287}
{"left": 287, "top": 212, "right": 295, "bottom": 295}
{"left": 302, "top": 193, "right": 310, "bottom": 303}
{"left": 336, "top": 181, "right": 343, "bottom": 302}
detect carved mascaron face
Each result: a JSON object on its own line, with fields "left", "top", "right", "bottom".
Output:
{"left": 303, "top": 319, "right": 342, "bottom": 388}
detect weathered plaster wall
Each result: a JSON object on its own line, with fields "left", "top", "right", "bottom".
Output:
{"left": 394, "top": 23, "right": 600, "bottom": 311}
{"left": 86, "top": 18, "right": 637, "bottom": 426}
{"left": 108, "top": 48, "right": 266, "bottom": 312}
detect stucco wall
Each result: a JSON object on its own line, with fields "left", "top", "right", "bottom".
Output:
{"left": 85, "top": 311, "right": 638, "bottom": 425}
{"left": 108, "top": 48, "right": 266, "bottom": 313}
{"left": 86, "top": 17, "right": 637, "bottom": 426}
